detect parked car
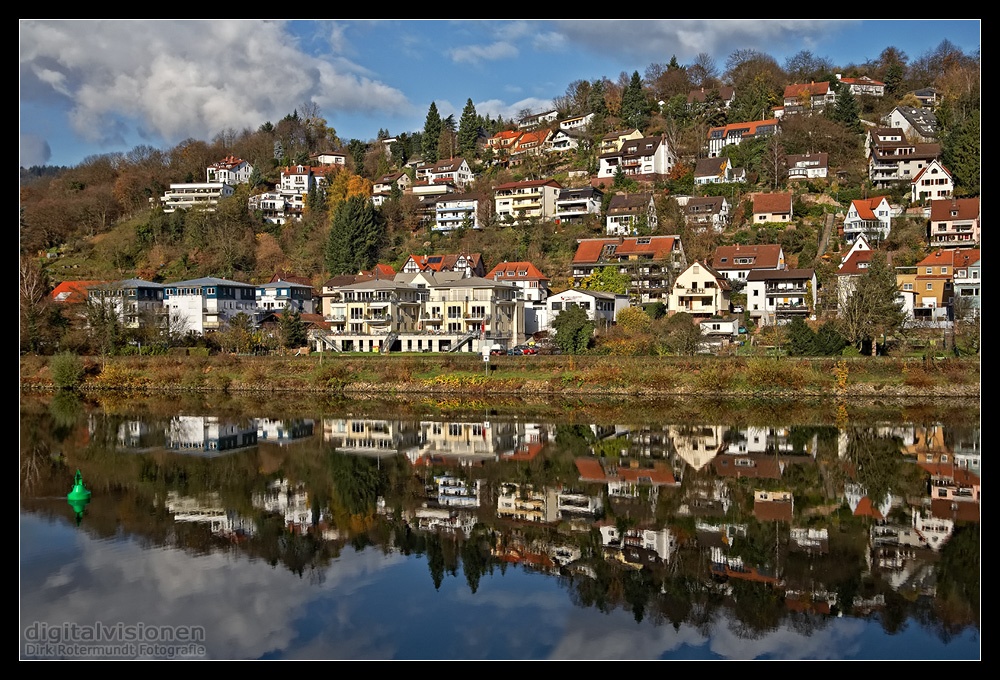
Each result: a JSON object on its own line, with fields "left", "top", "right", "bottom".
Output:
{"left": 513, "top": 345, "right": 537, "bottom": 355}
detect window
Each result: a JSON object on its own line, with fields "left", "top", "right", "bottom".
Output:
{"left": 904, "top": 283, "right": 913, "bottom": 291}
{"left": 551, "top": 302, "right": 562, "bottom": 311}
{"left": 927, "top": 283, "right": 933, "bottom": 290}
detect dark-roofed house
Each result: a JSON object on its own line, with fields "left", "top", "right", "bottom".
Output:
{"left": 929, "top": 198, "right": 979, "bottom": 247}
{"left": 693, "top": 156, "right": 745, "bottom": 185}
{"left": 711, "top": 244, "right": 786, "bottom": 281}
{"left": 685, "top": 196, "right": 730, "bottom": 232}
{"left": 555, "top": 186, "right": 603, "bottom": 224}
{"left": 688, "top": 86, "right": 735, "bottom": 108}
{"left": 597, "top": 135, "right": 675, "bottom": 184}
{"left": 606, "top": 192, "right": 658, "bottom": 235}
{"left": 746, "top": 269, "right": 817, "bottom": 325}
{"left": 572, "top": 235, "right": 687, "bottom": 304}
{"left": 867, "top": 128, "right": 940, "bottom": 188}
{"left": 911, "top": 160, "right": 953, "bottom": 203}
{"left": 752, "top": 193, "right": 793, "bottom": 223}
{"left": 886, "top": 106, "right": 939, "bottom": 141}
{"left": 786, "top": 153, "right": 828, "bottom": 180}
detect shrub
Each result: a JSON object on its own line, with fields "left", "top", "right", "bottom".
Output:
{"left": 50, "top": 352, "right": 84, "bottom": 390}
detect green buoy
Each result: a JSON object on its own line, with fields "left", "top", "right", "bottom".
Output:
{"left": 67, "top": 470, "right": 91, "bottom": 524}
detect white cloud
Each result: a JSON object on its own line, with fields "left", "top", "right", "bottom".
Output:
{"left": 19, "top": 20, "right": 411, "bottom": 147}
{"left": 475, "top": 97, "right": 554, "bottom": 121}
{"left": 20, "top": 133, "right": 52, "bottom": 167}
{"left": 447, "top": 41, "right": 519, "bottom": 65}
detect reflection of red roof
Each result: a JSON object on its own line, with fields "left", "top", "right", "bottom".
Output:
{"left": 754, "top": 499, "right": 793, "bottom": 523}
{"left": 575, "top": 458, "right": 607, "bottom": 481}
{"left": 852, "top": 496, "right": 885, "bottom": 520}
{"left": 52, "top": 281, "right": 105, "bottom": 304}
{"left": 504, "top": 443, "right": 544, "bottom": 461}
{"left": 573, "top": 236, "right": 680, "bottom": 264}
{"left": 930, "top": 498, "right": 980, "bottom": 523}
{"left": 618, "top": 465, "right": 677, "bottom": 485}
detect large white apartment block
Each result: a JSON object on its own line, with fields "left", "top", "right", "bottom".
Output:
{"left": 555, "top": 187, "right": 603, "bottom": 224}
{"left": 163, "top": 277, "right": 257, "bottom": 335}
{"left": 256, "top": 280, "right": 316, "bottom": 315}
{"left": 87, "top": 279, "right": 165, "bottom": 329}
{"left": 432, "top": 193, "right": 484, "bottom": 231}
{"left": 161, "top": 183, "right": 234, "bottom": 212}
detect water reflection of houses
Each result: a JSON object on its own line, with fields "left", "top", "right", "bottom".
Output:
{"left": 497, "top": 483, "right": 560, "bottom": 523}
{"left": 166, "top": 416, "right": 258, "bottom": 456}
{"left": 256, "top": 418, "right": 315, "bottom": 446}
{"left": 598, "top": 522, "right": 677, "bottom": 567}
{"left": 116, "top": 420, "right": 167, "bottom": 452}
{"left": 323, "top": 418, "right": 421, "bottom": 457}
{"left": 164, "top": 491, "right": 256, "bottom": 541}
{"left": 253, "top": 478, "right": 341, "bottom": 540}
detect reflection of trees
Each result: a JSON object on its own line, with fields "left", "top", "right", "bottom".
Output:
{"left": 729, "top": 579, "right": 783, "bottom": 639}
{"left": 328, "top": 450, "right": 386, "bottom": 516}
{"left": 846, "top": 429, "right": 902, "bottom": 509}
{"left": 934, "top": 524, "right": 980, "bottom": 630}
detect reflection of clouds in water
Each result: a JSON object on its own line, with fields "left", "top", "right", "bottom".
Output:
{"left": 549, "top": 610, "right": 710, "bottom": 660}
{"left": 709, "top": 618, "right": 866, "bottom": 660}
{"left": 20, "top": 514, "right": 404, "bottom": 659}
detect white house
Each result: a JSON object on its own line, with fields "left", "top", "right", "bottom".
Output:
{"left": 598, "top": 135, "right": 675, "bottom": 182}
{"left": 163, "top": 277, "right": 258, "bottom": 335}
{"left": 161, "top": 183, "right": 234, "bottom": 212}
{"left": 206, "top": 156, "right": 253, "bottom": 185}
{"left": 606, "top": 193, "right": 658, "bottom": 236}
{"left": 911, "top": 160, "right": 954, "bottom": 203}
{"left": 844, "top": 196, "right": 892, "bottom": 244}
{"left": 746, "top": 269, "right": 816, "bottom": 325}
{"left": 256, "top": 280, "right": 317, "bottom": 315}
{"left": 545, "top": 289, "right": 629, "bottom": 333}
{"left": 432, "top": 192, "right": 484, "bottom": 231}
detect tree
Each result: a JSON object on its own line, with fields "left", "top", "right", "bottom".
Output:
{"left": 552, "top": 305, "right": 594, "bottom": 354}
{"left": 839, "top": 252, "right": 906, "bottom": 355}
{"left": 422, "top": 103, "right": 442, "bottom": 163}
{"left": 218, "top": 312, "right": 256, "bottom": 354}
{"left": 580, "top": 266, "right": 630, "bottom": 295}
{"left": 831, "top": 87, "right": 863, "bottom": 134}
{"left": 942, "top": 113, "right": 980, "bottom": 196}
{"left": 325, "top": 195, "right": 386, "bottom": 275}
{"left": 621, "top": 71, "right": 648, "bottom": 130}
{"left": 458, "top": 99, "right": 479, "bottom": 158}
{"left": 279, "top": 306, "right": 307, "bottom": 349}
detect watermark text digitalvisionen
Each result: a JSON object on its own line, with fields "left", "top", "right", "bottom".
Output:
{"left": 23, "top": 621, "right": 206, "bottom": 658}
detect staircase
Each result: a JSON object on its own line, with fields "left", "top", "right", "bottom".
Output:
{"left": 381, "top": 332, "right": 399, "bottom": 354}
{"left": 449, "top": 330, "right": 479, "bottom": 352}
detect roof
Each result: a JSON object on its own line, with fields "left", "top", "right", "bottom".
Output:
{"left": 783, "top": 82, "right": 832, "bottom": 98}
{"left": 599, "top": 135, "right": 663, "bottom": 159}
{"left": 404, "top": 253, "right": 483, "bottom": 273}
{"left": 686, "top": 196, "right": 725, "bottom": 212}
{"left": 494, "top": 179, "right": 562, "bottom": 191}
{"left": 258, "top": 279, "right": 314, "bottom": 291}
{"left": 51, "top": 280, "right": 106, "bottom": 303}
{"left": 572, "top": 235, "right": 681, "bottom": 264}
{"left": 839, "top": 76, "right": 885, "bottom": 86}
{"left": 708, "top": 119, "right": 779, "bottom": 140}
{"left": 694, "top": 157, "right": 728, "bottom": 177}
{"left": 269, "top": 271, "right": 313, "bottom": 286}
{"left": 486, "top": 261, "right": 549, "bottom": 282}
{"left": 207, "top": 155, "right": 247, "bottom": 170}
{"left": 754, "top": 498, "right": 793, "bottom": 523}
{"left": 607, "top": 193, "right": 653, "bottom": 214}
{"left": 753, "top": 193, "right": 792, "bottom": 215}
{"left": 912, "top": 160, "right": 952, "bottom": 184}
{"left": 681, "top": 261, "right": 731, "bottom": 288}
{"left": 786, "top": 152, "right": 828, "bottom": 167}
{"left": 166, "top": 277, "right": 254, "bottom": 288}
{"left": 915, "top": 248, "right": 981, "bottom": 270}
{"left": 849, "top": 196, "right": 889, "bottom": 220}
{"left": 929, "top": 198, "right": 978, "bottom": 222}
{"left": 687, "top": 86, "right": 735, "bottom": 104}
{"left": 712, "top": 244, "right": 783, "bottom": 271}
{"left": 837, "top": 250, "right": 875, "bottom": 275}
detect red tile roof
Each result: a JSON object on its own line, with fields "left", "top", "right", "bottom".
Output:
{"left": 712, "top": 244, "right": 783, "bottom": 271}
{"left": 849, "top": 196, "right": 889, "bottom": 220}
{"left": 929, "top": 198, "right": 979, "bottom": 222}
{"left": 753, "top": 193, "right": 792, "bottom": 215}
{"left": 784, "top": 82, "right": 832, "bottom": 98}
{"left": 486, "top": 261, "right": 549, "bottom": 281}
{"left": 51, "top": 280, "right": 105, "bottom": 304}
{"left": 572, "top": 236, "right": 680, "bottom": 264}
{"left": 707, "top": 119, "right": 779, "bottom": 140}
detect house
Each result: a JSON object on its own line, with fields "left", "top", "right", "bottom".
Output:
{"left": 605, "top": 193, "right": 658, "bottom": 236}
{"left": 559, "top": 113, "right": 594, "bottom": 132}
{"left": 161, "top": 183, "right": 234, "bottom": 212}
{"left": 836, "top": 75, "right": 885, "bottom": 97}
{"left": 572, "top": 235, "right": 687, "bottom": 304}
{"left": 546, "top": 129, "right": 586, "bottom": 154}
{"left": 431, "top": 192, "right": 485, "bottom": 231}
{"left": 86, "top": 279, "right": 166, "bottom": 329}
{"left": 371, "top": 171, "right": 411, "bottom": 207}
{"left": 782, "top": 82, "right": 836, "bottom": 112}
{"left": 486, "top": 130, "right": 523, "bottom": 160}
{"left": 52, "top": 280, "right": 105, "bottom": 305}
{"left": 886, "top": 106, "right": 939, "bottom": 141}
{"left": 711, "top": 244, "right": 786, "bottom": 282}
{"left": 255, "top": 280, "right": 317, "bottom": 315}
{"left": 706, "top": 119, "right": 779, "bottom": 157}
{"left": 401, "top": 253, "right": 485, "bottom": 278}
{"left": 866, "top": 128, "right": 941, "bottom": 188}
{"left": 599, "top": 129, "right": 643, "bottom": 155}
{"left": 162, "top": 277, "right": 257, "bottom": 335}
{"left": 928, "top": 198, "right": 978, "bottom": 247}
{"left": 597, "top": 135, "right": 675, "bottom": 183}
{"left": 206, "top": 156, "right": 253, "bottom": 185}
{"left": 908, "top": 88, "right": 939, "bottom": 107}
{"left": 899, "top": 249, "right": 981, "bottom": 322}
{"left": 786, "top": 153, "right": 829, "bottom": 180}
{"left": 684, "top": 196, "right": 730, "bottom": 232}
{"left": 844, "top": 196, "right": 892, "bottom": 244}
{"left": 953, "top": 255, "right": 981, "bottom": 319}
{"left": 417, "top": 157, "right": 473, "bottom": 189}
{"left": 835, "top": 235, "right": 876, "bottom": 310}
{"left": 545, "top": 289, "right": 629, "bottom": 332}
{"left": 555, "top": 186, "right": 603, "bottom": 224}
{"left": 752, "top": 193, "right": 792, "bottom": 223}
{"left": 311, "top": 152, "right": 347, "bottom": 166}
{"left": 485, "top": 261, "right": 549, "bottom": 302}
{"left": 493, "top": 179, "right": 562, "bottom": 224}
{"left": 911, "top": 160, "right": 954, "bottom": 203}
{"left": 518, "top": 109, "right": 559, "bottom": 128}
{"left": 688, "top": 86, "right": 735, "bottom": 109}
{"left": 693, "top": 156, "right": 744, "bottom": 185}
{"left": 668, "top": 261, "right": 731, "bottom": 319}
{"left": 746, "top": 269, "right": 817, "bottom": 325}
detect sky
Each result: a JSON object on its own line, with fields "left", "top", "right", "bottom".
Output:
{"left": 19, "top": 19, "right": 981, "bottom": 169}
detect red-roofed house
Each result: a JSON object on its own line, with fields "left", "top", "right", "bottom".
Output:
{"left": 844, "top": 196, "right": 892, "bottom": 243}
{"left": 752, "top": 193, "right": 792, "bottom": 223}
{"left": 707, "top": 119, "right": 779, "bottom": 157}
{"left": 711, "top": 244, "right": 786, "bottom": 281}
{"left": 51, "top": 280, "right": 105, "bottom": 305}
{"left": 782, "top": 82, "right": 836, "bottom": 111}
{"left": 836, "top": 75, "right": 885, "bottom": 97}
{"left": 486, "top": 261, "right": 549, "bottom": 301}
{"left": 572, "top": 235, "right": 687, "bottom": 304}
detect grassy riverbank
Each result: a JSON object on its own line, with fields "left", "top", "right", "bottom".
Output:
{"left": 21, "top": 353, "right": 980, "bottom": 398}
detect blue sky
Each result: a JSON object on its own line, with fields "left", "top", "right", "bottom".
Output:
{"left": 19, "top": 20, "right": 980, "bottom": 168}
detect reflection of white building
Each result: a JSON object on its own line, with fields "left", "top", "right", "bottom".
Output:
{"left": 497, "top": 483, "right": 559, "bottom": 523}
{"left": 166, "top": 416, "right": 257, "bottom": 456}
{"left": 434, "top": 476, "right": 482, "bottom": 508}
{"left": 257, "top": 419, "right": 315, "bottom": 445}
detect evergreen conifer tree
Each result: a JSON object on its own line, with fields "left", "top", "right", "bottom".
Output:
{"left": 422, "top": 103, "right": 442, "bottom": 163}
{"left": 458, "top": 98, "right": 479, "bottom": 159}
{"left": 325, "top": 195, "right": 386, "bottom": 275}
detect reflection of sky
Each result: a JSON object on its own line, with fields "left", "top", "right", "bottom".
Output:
{"left": 20, "top": 512, "right": 979, "bottom": 660}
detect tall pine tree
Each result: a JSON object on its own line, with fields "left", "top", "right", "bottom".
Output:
{"left": 422, "top": 102, "right": 442, "bottom": 163}
{"left": 325, "top": 195, "right": 386, "bottom": 275}
{"left": 458, "top": 98, "right": 479, "bottom": 159}
{"left": 621, "top": 71, "right": 648, "bottom": 130}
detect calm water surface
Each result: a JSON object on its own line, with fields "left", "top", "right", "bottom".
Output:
{"left": 20, "top": 393, "right": 980, "bottom": 659}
